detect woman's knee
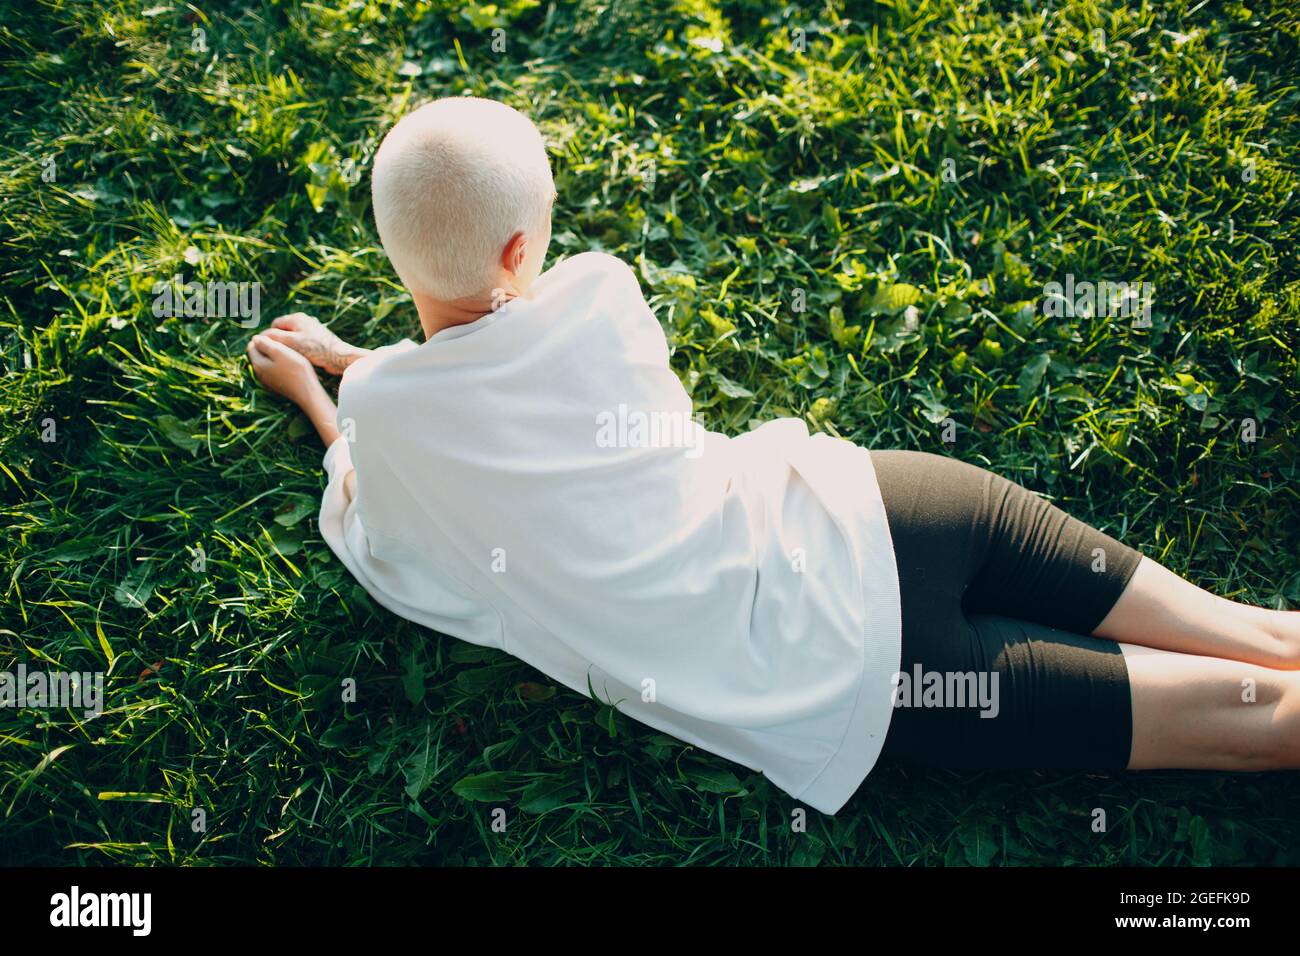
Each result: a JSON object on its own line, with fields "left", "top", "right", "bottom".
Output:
{"left": 1254, "top": 607, "right": 1300, "bottom": 670}
{"left": 1260, "top": 672, "right": 1300, "bottom": 766}
{"left": 1125, "top": 644, "right": 1300, "bottom": 771}
{"left": 1223, "top": 670, "right": 1300, "bottom": 769}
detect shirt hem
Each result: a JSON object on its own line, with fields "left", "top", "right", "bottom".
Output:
{"left": 791, "top": 444, "right": 904, "bottom": 815}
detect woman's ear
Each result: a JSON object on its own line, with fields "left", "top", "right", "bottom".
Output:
{"left": 502, "top": 231, "right": 528, "bottom": 276}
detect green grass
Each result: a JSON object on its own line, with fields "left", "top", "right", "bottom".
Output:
{"left": 1, "top": 0, "right": 1298, "bottom": 865}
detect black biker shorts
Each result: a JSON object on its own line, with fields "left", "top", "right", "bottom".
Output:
{"left": 871, "top": 450, "right": 1143, "bottom": 771}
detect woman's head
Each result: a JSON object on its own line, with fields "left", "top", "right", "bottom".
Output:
{"left": 371, "top": 96, "right": 555, "bottom": 303}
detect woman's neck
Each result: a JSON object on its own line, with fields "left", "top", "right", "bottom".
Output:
{"left": 414, "top": 286, "right": 520, "bottom": 340}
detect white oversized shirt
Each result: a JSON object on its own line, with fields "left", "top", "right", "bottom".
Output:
{"left": 319, "top": 251, "right": 902, "bottom": 814}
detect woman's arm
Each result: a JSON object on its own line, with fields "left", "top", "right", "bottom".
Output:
{"left": 296, "top": 385, "right": 357, "bottom": 500}
{"left": 297, "top": 383, "right": 342, "bottom": 448}
{"left": 260, "top": 312, "right": 372, "bottom": 375}
{"left": 248, "top": 332, "right": 360, "bottom": 501}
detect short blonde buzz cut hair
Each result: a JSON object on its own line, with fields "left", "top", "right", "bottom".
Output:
{"left": 371, "top": 96, "right": 554, "bottom": 301}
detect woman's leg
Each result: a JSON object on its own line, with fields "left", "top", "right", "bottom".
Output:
{"left": 881, "top": 617, "right": 1300, "bottom": 773}
{"left": 1097, "top": 558, "right": 1300, "bottom": 671}
{"left": 1123, "top": 642, "right": 1300, "bottom": 770}
{"left": 881, "top": 610, "right": 1135, "bottom": 772}
{"left": 872, "top": 449, "right": 1300, "bottom": 670}
{"left": 873, "top": 450, "right": 1137, "bottom": 769}
{"left": 871, "top": 449, "right": 1300, "bottom": 771}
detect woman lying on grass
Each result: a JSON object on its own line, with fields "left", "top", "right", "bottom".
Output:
{"left": 248, "top": 97, "right": 1299, "bottom": 814}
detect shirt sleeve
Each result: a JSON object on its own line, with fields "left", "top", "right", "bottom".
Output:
{"left": 318, "top": 436, "right": 505, "bottom": 648}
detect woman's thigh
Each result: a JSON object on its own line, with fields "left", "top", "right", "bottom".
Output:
{"left": 881, "top": 610, "right": 1132, "bottom": 769}
{"left": 881, "top": 618, "right": 1300, "bottom": 772}
{"left": 871, "top": 449, "right": 1298, "bottom": 771}
{"left": 870, "top": 449, "right": 1142, "bottom": 636}
{"left": 871, "top": 450, "right": 1136, "bottom": 768}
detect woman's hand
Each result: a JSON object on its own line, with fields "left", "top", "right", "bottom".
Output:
{"left": 261, "top": 312, "right": 368, "bottom": 375}
{"left": 247, "top": 333, "right": 344, "bottom": 448}
{"left": 247, "top": 333, "right": 324, "bottom": 406}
